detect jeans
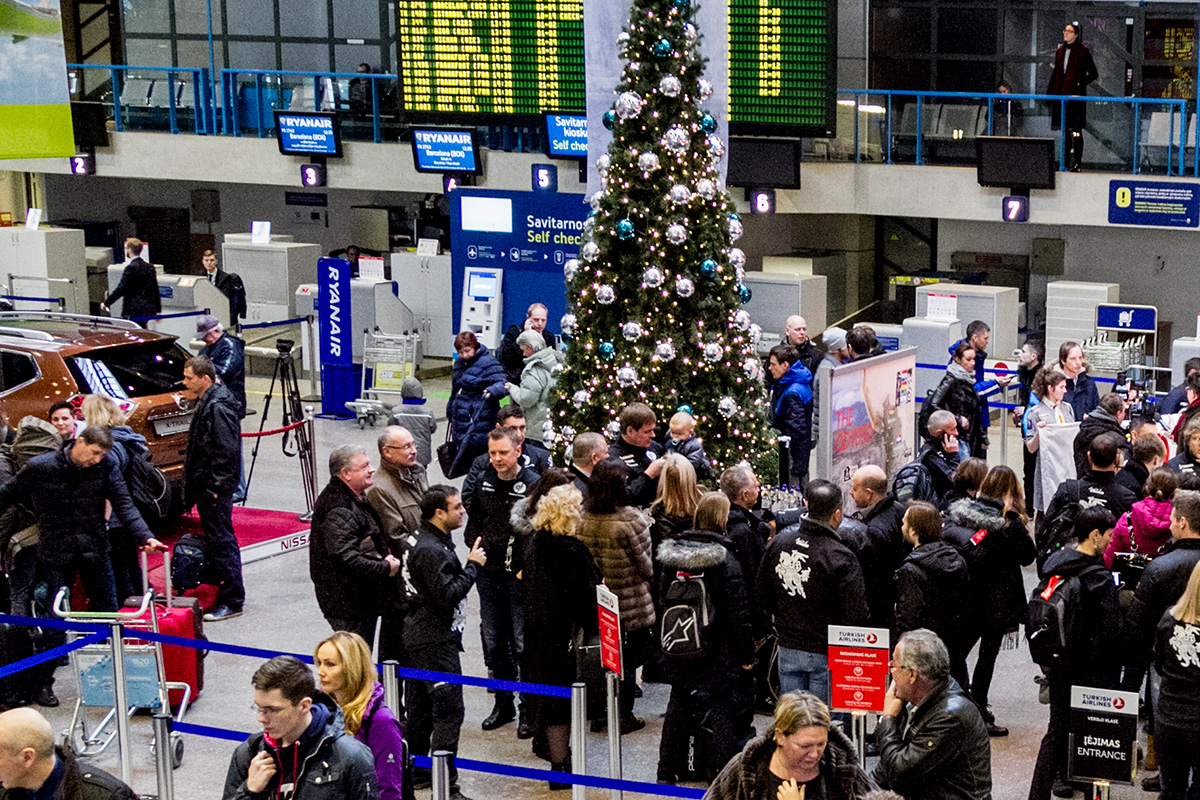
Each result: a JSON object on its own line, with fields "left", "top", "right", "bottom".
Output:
{"left": 37, "top": 553, "right": 119, "bottom": 690}
{"left": 1155, "top": 719, "right": 1200, "bottom": 800}
{"left": 777, "top": 647, "right": 831, "bottom": 702}
{"left": 325, "top": 616, "right": 378, "bottom": 651}
{"left": 476, "top": 569, "right": 524, "bottom": 697}
{"left": 197, "top": 491, "right": 245, "bottom": 609}
{"left": 971, "top": 630, "right": 1003, "bottom": 712}
{"left": 406, "top": 642, "right": 465, "bottom": 787}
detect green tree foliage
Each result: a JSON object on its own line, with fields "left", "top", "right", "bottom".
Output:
{"left": 549, "top": 0, "right": 773, "bottom": 472}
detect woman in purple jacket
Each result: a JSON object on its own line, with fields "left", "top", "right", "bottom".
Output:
{"left": 316, "top": 631, "right": 405, "bottom": 800}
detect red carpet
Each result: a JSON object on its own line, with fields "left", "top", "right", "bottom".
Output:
{"left": 143, "top": 507, "right": 310, "bottom": 609}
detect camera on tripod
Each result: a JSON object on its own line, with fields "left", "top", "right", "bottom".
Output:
{"left": 275, "top": 338, "right": 294, "bottom": 355}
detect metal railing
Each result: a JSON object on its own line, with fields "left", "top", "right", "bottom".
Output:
{"left": 833, "top": 89, "right": 1190, "bottom": 175}
{"left": 219, "top": 69, "right": 396, "bottom": 142}
{"left": 68, "top": 64, "right": 213, "bottom": 136}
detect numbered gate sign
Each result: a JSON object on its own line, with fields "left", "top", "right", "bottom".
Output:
{"left": 828, "top": 625, "right": 890, "bottom": 712}
{"left": 1068, "top": 686, "right": 1139, "bottom": 784}
{"left": 596, "top": 585, "right": 623, "bottom": 676}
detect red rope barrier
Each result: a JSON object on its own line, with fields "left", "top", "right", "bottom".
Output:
{"left": 241, "top": 419, "right": 308, "bottom": 438}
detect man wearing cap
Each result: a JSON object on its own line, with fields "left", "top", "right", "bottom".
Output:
{"left": 198, "top": 315, "right": 247, "bottom": 419}
{"left": 812, "top": 327, "right": 850, "bottom": 447}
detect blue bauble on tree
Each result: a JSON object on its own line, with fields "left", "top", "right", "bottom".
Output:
{"left": 602, "top": 109, "right": 616, "bottom": 130}
{"left": 699, "top": 112, "right": 717, "bottom": 133}
{"left": 600, "top": 341, "right": 616, "bottom": 359}
{"left": 700, "top": 258, "right": 718, "bottom": 277}
{"left": 672, "top": 0, "right": 690, "bottom": 9}
{"left": 739, "top": 284, "right": 753, "bottom": 303}
{"left": 616, "top": 219, "right": 635, "bottom": 240}
{"left": 654, "top": 38, "right": 672, "bottom": 57}
{"left": 677, "top": 404, "right": 693, "bottom": 414}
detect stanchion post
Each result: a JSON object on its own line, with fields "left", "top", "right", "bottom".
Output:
{"left": 571, "top": 683, "right": 587, "bottom": 800}
{"left": 777, "top": 435, "right": 792, "bottom": 487}
{"left": 382, "top": 660, "right": 400, "bottom": 717}
{"left": 999, "top": 382, "right": 1009, "bottom": 466}
{"left": 1092, "top": 780, "right": 1110, "bottom": 800}
{"left": 153, "top": 713, "right": 175, "bottom": 800}
{"left": 605, "top": 671, "right": 622, "bottom": 800}
{"left": 431, "top": 750, "right": 451, "bottom": 800}
{"left": 109, "top": 623, "right": 133, "bottom": 787}
{"left": 306, "top": 314, "right": 320, "bottom": 400}
{"left": 301, "top": 405, "right": 316, "bottom": 521}
{"left": 851, "top": 711, "right": 867, "bottom": 768}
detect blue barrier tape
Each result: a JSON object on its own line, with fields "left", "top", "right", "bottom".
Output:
{"left": 915, "top": 362, "right": 1018, "bottom": 375}
{"left": 174, "top": 721, "right": 252, "bottom": 743}
{"left": 132, "top": 628, "right": 315, "bottom": 664}
{"left": 0, "top": 613, "right": 105, "bottom": 633}
{"left": 1, "top": 295, "right": 64, "bottom": 305}
{"left": 0, "top": 631, "right": 109, "bottom": 679}
{"left": 131, "top": 310, "right": 208, "bottom": 323}
{"left": 240, "top": 316, "right": 307, "bottom": 330}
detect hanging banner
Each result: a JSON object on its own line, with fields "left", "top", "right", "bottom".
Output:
{"left": 0, "top": 0, "right": 74, "bottom": 159}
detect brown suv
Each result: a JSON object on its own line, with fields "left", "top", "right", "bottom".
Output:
{"left": 0, "top": 312, "right": 194, "bottom": 488}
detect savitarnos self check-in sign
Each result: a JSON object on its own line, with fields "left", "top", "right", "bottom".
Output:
{"left": 1068, "top": 685, "right": 1139, "bottom": 785}
{"left": 828, "top": 625, "right": 890, "bottom": 712}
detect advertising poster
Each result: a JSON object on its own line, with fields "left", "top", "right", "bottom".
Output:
{"left": 0, "top": 0, "right": 74, "bottom": 159}
{"left": 817, "top": 348, "right": 918, "bottom": 513}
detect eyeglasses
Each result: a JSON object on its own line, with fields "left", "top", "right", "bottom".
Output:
{"left": 889, "top": 661, "right": 913, "bottom": 673}
{"left": 383, "top": 444, "right": 415, "bottom": 451}
{"left": 251, "top": 703, "right": 290, "bottom": 717}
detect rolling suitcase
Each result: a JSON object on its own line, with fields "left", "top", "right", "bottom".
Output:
{"left": 122, "top": 551, "right": 206, "bottom": 707}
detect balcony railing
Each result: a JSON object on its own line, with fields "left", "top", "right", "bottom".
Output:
{"left": 68, "top": 64, "right": 213, "bottom": 136}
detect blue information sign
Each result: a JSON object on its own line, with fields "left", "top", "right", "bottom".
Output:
{"left": 1108, "top": 180, "right": 1199, "bottom": 228}
{"left": 412, "top": 129, "right": 480, "bottom": 173}
{"left": 546, "top": 115, "right": 588, "bottom": 157}
{"left": 1096, "top": 304, "right": 1157, "bottom": 334}
{"left": 274, "top": 112, "right": 342, "bottom": 156}
{"left": 450, "top": 189, "right": 588, "bottom": 336}
{"left": 318, "top": 256, "right": 354, "bottom": 416}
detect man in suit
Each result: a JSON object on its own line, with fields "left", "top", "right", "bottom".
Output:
{"left": 102, "top": 238, "right": 160, "bottom": 322}
{"left": 201, "top": 249, "right": 247, "bottom": 323}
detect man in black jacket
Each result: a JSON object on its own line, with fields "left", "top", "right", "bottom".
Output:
{"left": 757, "top": 481, "right": 868, "bottom": 708}
{"left": 182, "top": 355, "right": 245, "bottom": 622}
{"left": 610, "top": 402, "right": 665, "bottom": 507}
{"left": 223, "top": 656, "right": 378, "bottom": 800}
{"left": 405, "top": 486, "right": 486, "bottom": 799}
{"left": 461, "top": 427, "right": 537, "bottom": 736}
{"left": 1072, "top": 392, "right": 1128, "bottom": 477}
{"left": 1029, "top": 507, "right": 1122, "bottom": 800}
{"left": 497, "top": 302, "right": 557, "bottom": 384}
{"left": 850, "top": 464, "right": 907, "bottom": 629}
{"left": 783, "top": 315, "right": 823, "bottom": 374}
{"left": 874, "top": 629, "right": 991, "bottom": 800}
{"left": 568, "top": 431, "right": 607, "bottom": 498}
{"left": 197, "top": 315, "right": 247, "bottom": 419}
{"left": 462, "top": 405, "right": 550, "bottom": 482}
{"left": 201, "top": 249, "right": 247, "bottom": 323}
{"left": 308, "top": 445, "right": 400, "bottom": 648}
{"left": 0, "top": 707, "right": 137, "bottom": 800}
{"left": 1044, "top": 434, "right": 1137, "bottom": 551}
{"left": 1115, "top": 427, "right": 1164, "bottom": 499}
{"left": 101, "top": 238, "right": 160, "bottom": 321}
{"left": 895, "top": 410, "right": 961, "bottom": 505}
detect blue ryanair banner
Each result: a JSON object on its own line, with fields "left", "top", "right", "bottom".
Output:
{"left": 318, "top": 256, "right": 352, "bottom": 367}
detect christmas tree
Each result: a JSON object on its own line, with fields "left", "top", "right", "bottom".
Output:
{"left": 549, "top": 0, "right": 773, "bottom": 472}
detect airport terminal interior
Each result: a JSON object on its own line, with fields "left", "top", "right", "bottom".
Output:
{"left": 5, "top": 0, "right": 1200, "bottom": 798}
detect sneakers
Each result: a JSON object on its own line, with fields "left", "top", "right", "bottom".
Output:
{"left": 481, "top": 697, "right": 516, "bottom": 731}
{"left": 1051, "top": 778, "right": 1076, "bottom": 798}
{"left": 203, "top": 605, "right": 243, "bottom": 622}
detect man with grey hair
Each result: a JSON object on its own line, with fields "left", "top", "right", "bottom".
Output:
{"left": 499, "top": 301, "right": 557, "bottom": 383}
{"left": 569, "top": 431, "right": 607, "bottom": 497}
{"left": 309, "top": 444, "right": 400, "bottom": 648}
{"left": 0, "top": 707, "right": 136, "bottom": 799}
{"left": 894, "top": 409, "right": 961, "bottom": 505}
{"left": 874, "top": 629, "right": 991, "bottom": 800}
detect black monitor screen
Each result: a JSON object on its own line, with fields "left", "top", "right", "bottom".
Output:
{"left": 71, "top": 102, "right": 109, "bottom": 148}
{"left": 726, "top": 137, "right": 801, "bottom": 189}
{"left": 274, "top": 111, "right": 343, "bottom": 157}
{"left": 976, "top": 136, "right": 1056, "bottom": 190}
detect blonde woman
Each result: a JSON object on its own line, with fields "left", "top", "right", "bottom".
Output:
{"left": 315, "top": 631, "right": 405, "bottom": 800}
{"left": 521, "top": 484, "right": 599, "bottom": 788}
{"left": 651, "top": 454, "right": 703, "bottom": 545}
{"left": 82, "top": 393, "right": 152, "bottom": 601}
{"left": 1153, "top": 559, "right": 1200, "bottom": 799}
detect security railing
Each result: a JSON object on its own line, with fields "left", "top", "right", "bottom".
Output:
{"left": 68, "top": 64, "right": 214, "bottom": 136}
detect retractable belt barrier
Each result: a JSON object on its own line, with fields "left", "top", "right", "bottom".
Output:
{"left": 240, "top": 316, "right": 308, "bottom": 330}
{"left": 131, "top": 309, "right": 209, "bottom": 323}
{"left": 0, "top": 613, "right": 695, "bottom": 797}
{"left": 240, "top": 419, "right": 308, "bottom": 438}
{"left": 1, "top": 294, "right": 67, "bottom": 306}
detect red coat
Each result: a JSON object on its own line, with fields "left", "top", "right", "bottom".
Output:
{"left": 1047, "top": 40, "right": 1098, "bottom": 127}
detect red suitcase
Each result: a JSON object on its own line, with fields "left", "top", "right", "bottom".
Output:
{"left": 122, "top": 551, "right": 206, "bottom": 708}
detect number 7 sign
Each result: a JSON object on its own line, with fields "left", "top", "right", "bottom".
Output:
{"left": 1003, "top": 196, "right": 1029, "bottom": 222}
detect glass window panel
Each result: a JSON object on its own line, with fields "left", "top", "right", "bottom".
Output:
{"left": 281, "top": 42, "right": 329, "bottom": 73}
{"left": 936, "top": 59, "right": 995, "bottom": 92}
{"left": 871, "top": 6, "right": 931, "bottom": 54}
{"left": 1002, "top": 8, "right": 1034, "bottom": 55}
{"left": 175, "top": 0, "right": 223, "bottom": 35}
{"left": 176, "top": 38, "right": 222, "bottom": 70}
{"left": 938, "top": 8, "right": 997, "bottom": 55}
{"left": 225, "top": 0, "right": 274, "bottom": 36}
{"left": 228, "top": 40, "right": 277, "bottom": 70}
{"left": 123, "top": 0, "right": 171, "bottom": 34}
{"left": 124, "top": 38, "right": 173, "bottom": 67}
{"left": 279, "top": 0, "right": 328, "bottom": 38}
{"left": 333, "top": 0, "right": 379, "bottom": 39}
{"left": 871, "top": 57, "right": 931, "bottom": 92}
{"left": 334, "top": 43, "right": 381, "bottom": 72}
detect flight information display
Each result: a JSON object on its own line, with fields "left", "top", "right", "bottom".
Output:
{"left": 397, "top": 0, "right": 835, "bottom": 135}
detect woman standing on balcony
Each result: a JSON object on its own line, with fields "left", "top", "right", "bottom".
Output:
{"left": 1047, "top": 21, "right": 1098, "bottom": 172}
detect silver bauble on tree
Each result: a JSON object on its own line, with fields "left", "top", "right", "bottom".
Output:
{"left": 616, "top": 366, "right": 638, "bottom": 387}
{"left": 718, "top": 396, "right": 738, "bottom": 417}
{"left": 704, "top": 342, "right": 723, "bottom": 362}
{"left": 642, "top": 266, "right": 665, "bottom": 287}
{"left": 596, "top": 285, "right": 616, "bottom": 304}
{"left": 659, "top": 75, "right": 682, "bottom": 97}
{"left": 616, "top": 91, "right": 644, "bottom": 119}
{"left": 668, "top": 184, "right": 692, "bottom": 205}
{"left": 638, "top": 152, "right": 660, "bottom": 173}
{"left": 622, "top": 321, "right": 644, "bottom": 341}
{"left": 676, "top": 276, "right": 695, "bottom": 297}
{"left": 696, "top": 178, "right": 716, "bottom": 200}
{"left": 666, "top": 224, "right": 687, "bottom": 245}
{"left": 656, "top": 342, "right": 676, "bottom": 361}
{"left": 663, "top": 126, "right": 689, "bottom": 154}
{"left": 560, "top": 313, "right": 577, "bottom": 335}
{"left": 581, "top": 241, "right": 600, "bottom": 262}
{"left": 572, "top": 389, "right": 590, "bottom": 408}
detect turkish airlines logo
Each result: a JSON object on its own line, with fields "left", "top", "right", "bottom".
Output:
{"left": 866, "top": 633, "right": 878, "bottom": 644}
{"left": 1113, "top": 698, "right": 1125, "bottom": 710}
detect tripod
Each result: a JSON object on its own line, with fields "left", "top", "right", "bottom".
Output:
{"left": 244, "top": 338, "right": 317, "bottom": 518}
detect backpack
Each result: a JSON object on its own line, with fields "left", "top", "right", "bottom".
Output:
{"left": 122, "top": 441, "right": 171, "bottom": 526}
{"left": 659, "top": 571, "right": 715, "bottom": 661}
{"left": 893, "top": 460, "right": 936, "bottom": 505}
{"left": 1037, "top": 480, "right": 1082, "bottom": 573}
{"left": 1026, "top": 564, "right": 1105, "bottom": 670}
{"left": 171, "top": 533, "right": 207, "bottom": 593}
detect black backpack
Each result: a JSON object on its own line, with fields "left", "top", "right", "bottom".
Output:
{"left": 893, "top": 460, "right": 936, "bottom": 505}
{"left": 660, "top": 571, "right": 715, "bottom": 661}
{"left": 123, "top": 442, "right": 171, "bottom": 527}
{"left": 1037, "top": 480, "right": 1082, "bottom": 573}
{"left": 1026, "top": 564, "right": 1105, "bottom": 670}
{"left": 171, "top": 533, "right": 207, "bottom": 593}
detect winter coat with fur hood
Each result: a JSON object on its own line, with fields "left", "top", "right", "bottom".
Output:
{"left": 942, "top": 497, "right": 1035, "bottom": 633}
{"left": 577, "top": 506, "right": 655, "bottom": 631}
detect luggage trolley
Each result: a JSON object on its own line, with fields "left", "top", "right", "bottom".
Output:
{"left": 345, "top": 328, "right": 422, "bottom": 427}
{"left": 53, "top": 551, "right": 190, "bottom": 768}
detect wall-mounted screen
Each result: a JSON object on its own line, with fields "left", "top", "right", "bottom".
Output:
{"left": 976, "top": 136, "right": 1056, "bottom": 190}
{"left": 726, "top": 137, "right": 801, "bottom": 189}
{"left": 546, "top": 114, "right": 588, "bottom": 158}
{"left": 411, "top": 128, "right": 482, "bottom": 174}
{"left": 274, "top": 111, "right": 343, "bottom": 157}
